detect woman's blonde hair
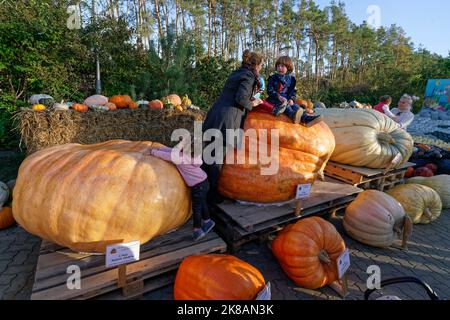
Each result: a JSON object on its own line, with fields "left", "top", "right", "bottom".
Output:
{"left": 400, "top": 94, "right": 420, "bottom": 106}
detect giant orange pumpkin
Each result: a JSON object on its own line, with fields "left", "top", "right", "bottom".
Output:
{"left": 109, "top": 95, "right": 133, "bottom": 108}
{"left": 174, "top": 254, "right": 266, "bottom": 300}
{"left": 218, "top": 110, "right": 335, "bottom": 203}
{"left": 12, "top": 140, "right": 192, "bottom": 253}
{"left": 272, "top": 216, "right": 346, "bottom": 289}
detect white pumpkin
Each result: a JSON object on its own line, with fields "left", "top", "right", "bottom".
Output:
{"left": 53, "top": 102, "right": 69, "bottom": 110}
{"left": 315, "top": 108, "right": 414, "bottom": 169}
{"left": 84, "top": 95, "right": 108, "bottom": 107}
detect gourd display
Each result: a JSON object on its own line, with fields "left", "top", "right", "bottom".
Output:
{"left": 218, "top": 110, "right": 335, "bottom": 203}
{"left": 174, "top": 254, "right": 266, "bottom": 300}
{"left": 386, "top": 184, "right": 442, "bottom": 224}
{"left": 109, "top": 95, "right": 133, "bottom": 108}
{"left": 315, "top": 108, "right": 413, "bottom": 169}
{"left": 0, "top": 207, "right": 15, "bottom": 229}
{"left": 272, "top": 217, "right": 346, "bottom": 289}
{"left": 343, "top": 190, "right": 412, "bottom": 248}
{"left": 12, "top": 140, "right": 192, "bottom": 253}
{"left": 406, "top": 175, "right": 450, "bottom": 208}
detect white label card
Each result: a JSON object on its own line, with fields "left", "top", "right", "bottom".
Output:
{"left": 337, "top": 248, "right": 350, "bottom": 279}
{"left": 296, "top": 184, "right": 311, "bottom": 199}
{"left": 106, "top": 241, "right": 140, "bottom": 268}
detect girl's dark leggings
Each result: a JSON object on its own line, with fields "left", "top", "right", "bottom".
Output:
{"left": 191, "top": 179, "right": 211, "bottom": 228}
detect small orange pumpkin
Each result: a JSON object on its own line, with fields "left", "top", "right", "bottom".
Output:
{"left": 129, "top": 101, "right": 138, "bottom": 109}
{"left": 166, "top": 94, "right": 182, "bottom": 107}
{"left": 272, "top": 216, "right": 346, "bottom": 289}
{"left": 109, "top": 95, "right": 132, "bottom": 108}
{"left": 174, "top": 254, "right": 266, "bottom": 300}
{"left": 72, "top": 103, "right": 89, "bottom": 112}
{"left": 149, "top": 99, "right": 164, "bottom": 110}
{"left": 105, "top": 102, "right": 117, "bottom": 110}
{"left": 0, "top": 207, "right": 15, "bottom": 229}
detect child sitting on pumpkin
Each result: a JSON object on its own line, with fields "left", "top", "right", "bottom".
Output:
{"left": 149, "top": 136, "right": 215, "bottom": 241}
{"left": 265, "top": 56, "right": 323, "bottom": 127}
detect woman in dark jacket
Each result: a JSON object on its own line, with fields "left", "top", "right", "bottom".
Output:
{"left": 202, "top": 50, "right": 264, "bottom": 203}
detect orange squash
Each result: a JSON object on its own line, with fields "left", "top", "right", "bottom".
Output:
{"left": 105, "top": 102, "right": 117, "bottom": 110}
{"left": 109, "top": 95, "right": 132, "bottom": 108}
{"left": 174, "top": 254, "right": 266, "bottom": 300}
{"left": 149, "top": 99, "right": 164, "bottom": 110}
{"left": 166, "top": 94, "right": 182, "bottom": 107}
{"left": 218, "top": 110, "right": 335, "bottom": 203}
{"left": 12, "top": 140, "right": 192, "bottom": 253}
{"left": 0, "top": 207, "right": 15, "bottom": 229}
{"left": 272, "top": 216, "right": 346, "bottom": 289}
{"left": 128, "top": 101, "right": 138, "bottom": 109}
{"left": 72, "top": 103, "right": 89, "bottom": 112}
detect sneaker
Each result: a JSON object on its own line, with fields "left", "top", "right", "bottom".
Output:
{"left": 300, "top": 114, "right": 323, "bottom": 127}
{"left": 201, "top": 220, "right": 216, "bottom": 235}
{"left": 293, "top": 108, "right": 303, "bottom": 124}
{"left": 193, "top": 229, "right": 206, "bottom": 241}
{"left": 272, "top": 102, "right": 287, "bottom": 116}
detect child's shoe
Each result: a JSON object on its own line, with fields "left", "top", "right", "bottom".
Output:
{"left": 193, "top": 229, "right": 206, "bottom": 241}
{"left": 293, "top": 108, "right": 303, "bottom": 124}
{"left": 300, "top": 113, "right": 323, "bottom": 127}
{"left": 201, "top": 219, "right": 216, "bottom": 235}
{"left": 272, "top": 102, "right": 287, "bottom": 116}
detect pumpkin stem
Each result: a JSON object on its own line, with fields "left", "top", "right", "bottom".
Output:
{"left": 423, "top": 208, "right": 432, "bottom": 219}
{"left": 401, "top": 215, "right": 413, "bottom": 250}
{"left": 318, "top": 250, "right": 332, "bottom": 265}
{"left": 377, "top": 132, "right": 395, "bottom": 145}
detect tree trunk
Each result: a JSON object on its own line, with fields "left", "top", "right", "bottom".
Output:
{"left": 207, "top": 0, "right": 212, "bottom": 56}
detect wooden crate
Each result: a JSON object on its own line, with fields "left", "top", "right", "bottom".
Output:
{"left": 210, "top": 178, "right": 362, "bottom": 253}
{"left": 31, "top": 221, "right": 226, "bottom": 300}
{"left": 324, "top": 161, "right": 415, "bottom": 191}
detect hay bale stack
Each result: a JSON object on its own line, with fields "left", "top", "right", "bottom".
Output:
{"left": 15, "top": 109, "right": 205, "bottom": 154}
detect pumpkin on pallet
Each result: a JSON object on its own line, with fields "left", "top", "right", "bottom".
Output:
{"left": 271, "top": 216, "right": 346, "bottom": 289}
{"left": 406, "top": 175, "right": 450, "bottom": 209}
{"left": 12, "top": 140, "right": 192, "bottom": 253}
{"left": 386, "top": 184, "right": 442, "bottom": 224}
{"left": 315, "top": 108, "right": 414, "bottom": 169}
{"left": 343, "top": 190, "right": 412, "bottom": 248}
{"left": 174, "top": 254, "right": 266, "bottom": 300}
{"left": 218, "top": 110, "right": 335, "bottom": 203}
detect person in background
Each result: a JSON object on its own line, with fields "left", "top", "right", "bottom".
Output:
{"left": 390, "top": 94, "right": 419, "bottom": 130}
{"left": 373, "top": 95, "right": 395, "bottom": 117}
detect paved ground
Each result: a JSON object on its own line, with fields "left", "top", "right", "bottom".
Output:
{"left": 1, "top": 210, "right": 449, "bottom": 300}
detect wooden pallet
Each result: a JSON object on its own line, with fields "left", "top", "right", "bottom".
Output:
{"left": 31, "top": 221, "right": 226, "bottom": 300}
{"left": 210, "top": 178, "right": 362, "bottom": 253}
{"left": 324, "top": 161, "right": 415, "bottom": 191}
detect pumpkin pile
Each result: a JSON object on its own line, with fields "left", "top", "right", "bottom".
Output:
{"left": 174, "top": 254, "right": 266, "bottom": 300}
{"left": 12, "top": 140, "right": 192, "bottom": 253}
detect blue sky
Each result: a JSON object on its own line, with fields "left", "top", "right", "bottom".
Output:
{"left": 315, "top": 0, "right": 450, "bottom": 57}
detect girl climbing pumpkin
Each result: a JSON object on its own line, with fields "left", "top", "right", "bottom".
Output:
{"left": 149, "top": 137, "right": 215, "bottom": 241}
{"left": 265, "top": 56, "right": 322, "bottom": 127}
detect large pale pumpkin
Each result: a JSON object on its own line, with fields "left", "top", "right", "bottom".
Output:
{"left": 12, "top": 140, "right": 192, "bottom": 253}
{"left": 343, "top": 190, "right": 412, "bottom": 248}
{"left": 406, "top": 175, "right": 450, "bottom": 209}
{"left": 218, "top": 110, "right": 335, "bottom": 203}
{"left": 174, "top": 254, "right": 266, "bottom": 300}
{"left": 272, "top": 216, "right": 346, "bottom": 289}
{"left": 315, "top": 108, "right": 413, "bottom": 168}
{"left": 386, "top": 184, "right": 442, "bottom": 224}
